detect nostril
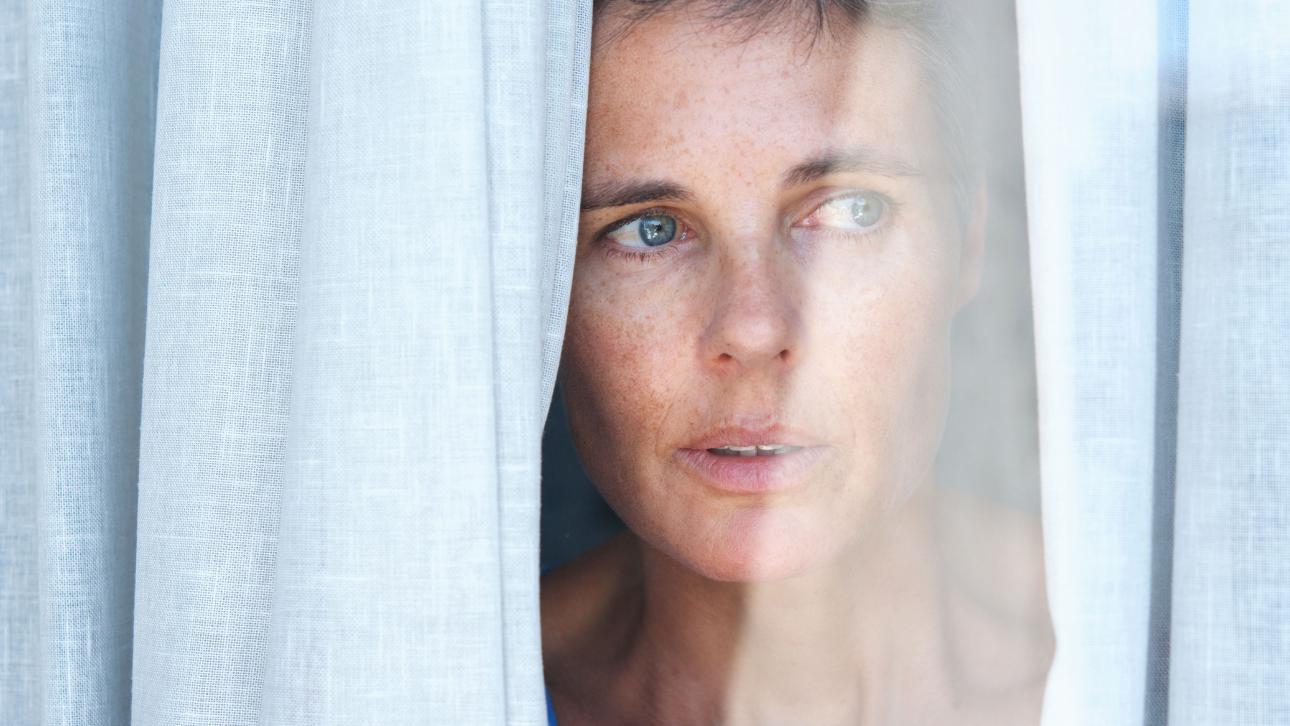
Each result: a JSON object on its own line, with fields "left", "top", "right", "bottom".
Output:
{"left": 703, "top": 305, "right": 798, "bottom": 369}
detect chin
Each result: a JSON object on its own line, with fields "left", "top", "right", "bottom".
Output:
{"left": 659, "top": 505, "right": 849, "bottom": 583}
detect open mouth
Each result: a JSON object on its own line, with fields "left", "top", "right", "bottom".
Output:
{"left": 677, "top": 423, "right": 826, "bottom": 493}
{"left": 706, "top": 444, "right": 804, "bottom": 457}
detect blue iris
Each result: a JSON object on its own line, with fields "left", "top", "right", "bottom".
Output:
{"left": 638, "top": 214, "right": 677, "bottom": 247}
{"left": 850, "top": 196, "right": 883, "bottom": 227}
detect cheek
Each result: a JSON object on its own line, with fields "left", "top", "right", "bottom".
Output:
{"left": 561, "top": 271, "right": 694, "bottom": 485}
{"left": 566, "top": 274, "right": 686, "bottom": 394}
{"left": 826, "top": 238, "right": 956, "bottom": 496}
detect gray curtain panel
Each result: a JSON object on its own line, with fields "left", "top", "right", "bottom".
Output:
{"left": 1018, "top": 0, "right": 1290, "bottom": 724}
{"left": 1, "top": 1, "right": 589, "bottom": 724}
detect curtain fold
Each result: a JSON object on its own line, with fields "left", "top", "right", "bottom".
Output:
{"left": 0, "top": 2, "right": 35, "bottom": 716}
{"left": 130, "top": 2, "right": 310, "bottom": 723}
{"left": 3, "top": 1, "right": 589, "bottom": 724}
{"left": 1016, "top": 1, "right": 1161, "bottom": 722}
{"left": 261, "top": 2, "right": 516, "bottom": 722}
{"left": 1018, "top": 0, "right": 1290, "bottom": 724}
{"left": 1169, "top": 1, "right": 1290, "bottom": 722}
{"left": 5, "top": 2, "right": 162, "bottom": 724}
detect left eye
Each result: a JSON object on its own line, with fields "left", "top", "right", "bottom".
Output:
{"left": 605, "top": 213, "right": 681, "bottom": 249}
{"left": 801, "top": 192, "right": 887, "bottom": 231}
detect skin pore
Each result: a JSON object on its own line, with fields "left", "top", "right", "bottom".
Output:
{"left": 542, "top": 5, "right": 1053, "bottom": 724}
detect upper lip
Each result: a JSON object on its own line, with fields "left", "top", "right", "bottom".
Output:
{"left": 682, "top": 424, "right": 821, "bottom": 451}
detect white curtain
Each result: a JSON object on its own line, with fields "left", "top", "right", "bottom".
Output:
{"left": 0, "top": 1, "right": 588, "bottom": 724}
{"left": 1018, "top": 0, "right": 1290, "bottom": 724}
{"left": 6, "top": 0, "right": 1290, "bottom": 723}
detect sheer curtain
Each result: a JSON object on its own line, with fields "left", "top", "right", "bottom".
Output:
{"left": 1017, "top": 0, "right": 1290, "bottom": 724}
{"left": 1, "top": 1, "right": 588, "bottom": 724}
{"left": 5, "top": 0, "right": 1290, "bottom": 723}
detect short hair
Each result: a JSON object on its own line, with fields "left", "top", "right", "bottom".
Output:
{"left": 591, "top": 0, "right": 981, "bottom": 224}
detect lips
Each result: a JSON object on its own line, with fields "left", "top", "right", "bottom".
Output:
{"left": 676, "top": 425, "right": 826, "bottom": 494}
{"left": 683, "top": 424, "right": 821, "bottom": 451}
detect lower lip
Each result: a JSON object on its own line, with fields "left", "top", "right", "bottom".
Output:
{"left": 674, "top": 447, "right": 827, "bottom": 494}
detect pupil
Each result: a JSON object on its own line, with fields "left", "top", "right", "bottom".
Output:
{"left": 639, "top": 215, "right": 677, "bottom": 247}
{"left": 850, "top": 197, "right": 882, "bottom": 227}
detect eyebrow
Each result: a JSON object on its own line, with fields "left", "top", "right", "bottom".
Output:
{"left": 580, "top": 180, "right": 694, "bottom": 211}
{"left": 579, "top": 146, "right": 922, "bottom": 212}
{"left": 781, "top": 147, "right": 924, "bottom": 186}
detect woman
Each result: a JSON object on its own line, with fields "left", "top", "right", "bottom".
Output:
{"left": 542, "top": 1, "right": 1053, "bottom": 723}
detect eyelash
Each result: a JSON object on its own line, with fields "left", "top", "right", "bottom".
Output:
{"left": 603, "top": 245, "right": 679, "bottom": 264}
{"left": 594, "top": 208, "right": 690, "bottom": 264}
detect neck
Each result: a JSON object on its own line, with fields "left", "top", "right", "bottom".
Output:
{"left": 623, "top": 485, "right": 950, "bottom": 724}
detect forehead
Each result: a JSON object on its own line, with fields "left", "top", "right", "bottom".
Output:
{"left": 585, "top": 10, "right": 938, "bottom": 188}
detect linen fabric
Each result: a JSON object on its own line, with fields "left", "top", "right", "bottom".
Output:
{"left": 1, "top": 1, "right": 589, "bottom": 724}
{"left": 1169, "top": 2, "right": 1290, "bottom": 722}
{"left": 1017, "top": 0, "right": 1290, "bottom": 723}
{"left": 1017, "top": 1, "right": 1161, "bottom": 721}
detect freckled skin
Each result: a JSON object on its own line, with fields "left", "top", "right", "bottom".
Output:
{"left": 542, "top": 10, "right": 1057, "bottom": 725}
{"left": 559, "top": 15, "right": 983, "bottom": 582}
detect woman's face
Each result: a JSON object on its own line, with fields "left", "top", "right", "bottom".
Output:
{"left": 561, "top": 9, "right": 983, "bottom": 581}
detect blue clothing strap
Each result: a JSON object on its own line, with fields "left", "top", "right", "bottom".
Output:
{"left": 541, "top": 565, "right": 558, "bottom": 724}
{"left": 546, "top": 688, "right": 558, "bottom": 726}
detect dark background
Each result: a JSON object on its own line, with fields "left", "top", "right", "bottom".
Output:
{"left": 540, "top": 387, "right": 623, "bottom": 572}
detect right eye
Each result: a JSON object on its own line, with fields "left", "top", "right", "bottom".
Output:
{"left": 603, "top": 213, "right": 685, "bottom": 249}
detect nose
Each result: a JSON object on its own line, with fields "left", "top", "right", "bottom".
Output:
{"left": 700, "top": 248, "right": 800, "bottom": 373}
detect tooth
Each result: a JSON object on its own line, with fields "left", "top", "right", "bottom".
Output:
{"left": 708, "top": 444, "right": 804, "bottom": 457}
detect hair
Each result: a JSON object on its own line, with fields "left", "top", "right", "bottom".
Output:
{"left": 591, "top": 0, "right": 982, "bottom": 224}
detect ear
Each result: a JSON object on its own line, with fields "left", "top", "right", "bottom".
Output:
{"left": 954, "top": 179, "right": 988, "bottom": 311}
